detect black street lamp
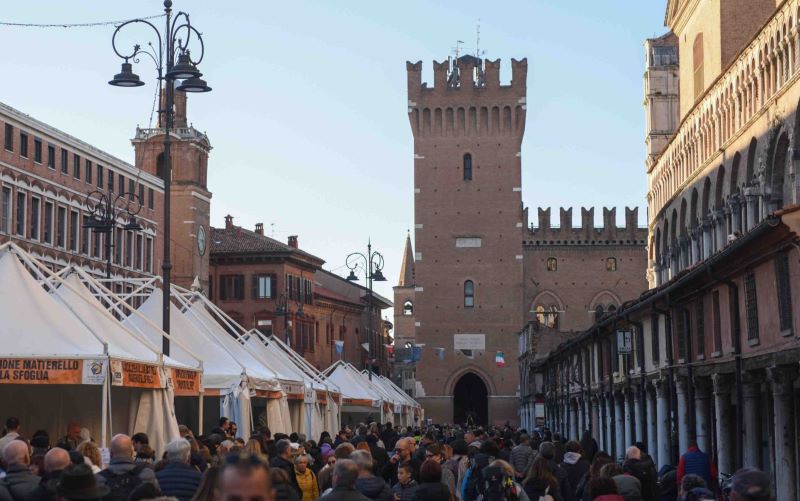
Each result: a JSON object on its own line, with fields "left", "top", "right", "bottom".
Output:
{"left": 83, "top": 190, "right": 143, "bottom": 279}
{"left": 345, "top": 241, "right": 387, "bottom": 380}
{"left": 276, "top": 293, "right": 304, "bottom": 347}
{"left": 108, "top": 0, "right": 211, "bottom": 356}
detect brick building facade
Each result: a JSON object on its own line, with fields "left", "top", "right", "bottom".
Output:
{"left": 405, "top": 56, "right": 648, "bottom": 425}
{"left": 209, "top": 216, "right": 392, "bottom": 372}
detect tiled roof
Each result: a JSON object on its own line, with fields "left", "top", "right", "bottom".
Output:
{"left": 315, "top": 286, "right": 363, "bottom": 307}
{"left": 210, "top": 226, "right": 324, "bottom": 264}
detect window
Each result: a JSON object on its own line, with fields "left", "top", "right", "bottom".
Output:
{"left": 46, "top": 145, "right": 55, "bottom": 169}
{"left": 4, "top": 124, "right": 12, "bottom": 152}
{"left": 135, "top": 234, "right": 143, "bottom": 270}
{"left": 138, "top": 184, "right": 144, "bottom": 205}
{"left": 403, "top": 300, "right": 413, "bottom": 315}
{"left": 606, "top": 257, "right": 617, "bottom": 271}
{"left": 69, "top": 211, "right": 78, "bottom": 251}
{"left": 676, "top": 307, "right": 690, "bottom": 361}
{"left": 119, "top": 174, "right": 125, "bottom": 194}
{"left": 256, "top": 319, "right": 273, "bottom": 337}
{"left": 107, "top": 170, "right": 114, "bottom": 192}
{"left": 60, "top": 149, "right": 68, "bottom": 174}
{"left": 650, "top": 314, "right": 660, "bottom": 364}
{"left": 114, "top": 228, "right": 122, "bottom": 264}
{"left": 14, "top": 193, "right": 26, "bottom": 237}
{"left": 30, "top": 197, "right": 40, "bottom": 240}
{"left": 147, "top": 188, "right": 154, "bottom": 209}
{"left": 712, "top": 290, "right": 722, "bottom": 353}
{"left": 594, "top": 304, "right": 605, "bottom": 321}
{"left": 93, "top": 228, "right": 101, "bottom": 258}
{"left": 693, "top": 33, "right": 704, "bottom": 100}
{"left": 33, "top": 139, "right": 42, "bottom": 163}
{"left": 20, "top": 133, "right": 28, "bottom": 158}
{"left": 145, "top": 237, "right": 153, "bottom": 273}
{"left": 220, "top": 275, "right": 245, "bottom": 300}
{"left": 744, "top": 272, "right": 759, "bottom": 341}
{"left": 546, "top": 257, "right": 558, "bottom": 271}
{"left": 81, "top": 216, "right": 90, "bottom": 254}
{"left": 535, "top": 305, "right": 559, "bottom": 329}
{"left": 775, "top": 252, "right": 793, "bottom": 333}
{"left": 43, "top": 201, "right": 53, "bottom": 244}
{"left": 128, "top": 180, "right": 134, "bottom": 199}
{"left": 125, "top": 231, "right": 132, "bottom": 266}
{"left": 463, "top": 153, "right": 472, "bottom": 181}
{"left": 97, "top": 165, "right": 103, "bottom": 188}
{"left": 0, "top": 187, "right": 10, "bottom": 233}
{"left": 464, "top": 280, "right": 475, "bottom": 308}
{"left": 252, "top": 274, "right": 276, "bottom": 299}
{"left": 695, "top": 299, "right": 705, "bottom": 358}
{"left": 85, "top": 160, "right": 92, "bottom": 184}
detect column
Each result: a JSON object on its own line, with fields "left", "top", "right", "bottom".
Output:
{"left": 714, "top": 210, "right": 726, "bottom": 252}
{"left": 702, "top": 219, "right": 712, "bottom": 260}
{"left": 615, "top": 391, "right": 625, "bottom": 462}
{"left": 590, "top": 395, "right": 600, "bottom": 443}
{"left": 655, "top": 380, "right": 670, "bottom": 468}
{"left": 690, "top": 229, "right": 700, "bottom": 265}
{"left": 646, "top": 385, "right": 658, "bottom": 462}
{"left": 576, "top": 397, "right": 584, "bottom": 438}
{"left": 768, "top": 365, "right": 798, "bottom": 500}
{"left": 675, "top": 376, "right": 690, "bottom": 455}
{"left": 623, "top": 390, "right": 633, "bottom": 452}
{"left": 606, "top": 392, "right": 615, "bottom": 458}
{"left": 570, "top": 398, "right": 579, "bottom": 440}
{"left": 694, "top": 377, "right": 712, "bottom": 454}
{"left": 745, "top": 188, "right": 757, "bottom": 231}
{"left": 730, "top": 196, "right": 742, "bottom": 234}
{"left": 742, "top": 371, "right": 763, "bottom": 468}
{"left": 712, "top": 373, "right": 734, "bottom": 475}
{"left": 634, "top": 385, "right": 645, "bottom": 445}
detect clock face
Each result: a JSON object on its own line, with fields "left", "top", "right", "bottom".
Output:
{"left": 197, "top": 225, "right": 206, "bottom": 256}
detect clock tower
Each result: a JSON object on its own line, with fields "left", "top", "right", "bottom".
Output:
{"left": 132, "top": 87, "right": 212, "bottom": 291}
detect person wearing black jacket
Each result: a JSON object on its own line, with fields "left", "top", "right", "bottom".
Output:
{"left": 538, "top": 441, "right": 574, "bottom": 501}
{"left": 381, "top": 438, "right": 419, "bottom": 487}
{"left": 623, "top": 446, "right": 658, "bottom": 501}
{"left": 25, "top": 448, "right": 71, "bottom": 501}
{"left": 560, "top": 441, "right": 590, "bottom": 498}
{"left": 269, "top": 439, "right": 301, "bottom": 496}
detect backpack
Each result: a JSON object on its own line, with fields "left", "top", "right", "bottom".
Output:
{"left": 462, "top": 455, "right": 492, "bottom": 501}
{"left": 98, "top": 464, "right": 148, "bottom": 501}
{"left": 481, "top": 465, "right": 519, "bottom": 501}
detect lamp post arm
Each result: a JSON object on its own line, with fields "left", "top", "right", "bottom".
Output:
{"left": 111, "top": 19, "right": 164, "bottom": 69}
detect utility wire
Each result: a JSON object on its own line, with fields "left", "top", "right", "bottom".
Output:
{"left": 0, "top": 13, "right": 165, "bottom": 29}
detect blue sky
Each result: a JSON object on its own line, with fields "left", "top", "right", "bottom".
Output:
{"left": 1, "top": 1, "right": 667, "bottom": 312}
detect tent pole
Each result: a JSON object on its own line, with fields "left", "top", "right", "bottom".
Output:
{"left": 198, "top": 392, "right": 204, "bottom": 436}
{"left": 101, "top": 373, "right": 109, "bottom": 449}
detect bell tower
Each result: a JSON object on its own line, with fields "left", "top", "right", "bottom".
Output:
{"left": 407, "top": 56, "right": 527, "bottom": 425}
{"left": 132, "top": 86, "right": 212, "bottom": 291}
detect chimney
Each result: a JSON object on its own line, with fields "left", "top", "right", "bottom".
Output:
{"left": 288, "top": 235, "right": 298, "bottom": 248}
{"left": 224, "top": 214, "right": 233, "bottom": 230}
{"left": 255, "top": 223, "right": 264, "bottom": 235}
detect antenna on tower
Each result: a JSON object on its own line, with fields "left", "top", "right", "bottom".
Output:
{"left": 475, "top": 19, "right": 486, "bottom": 58}
{"left": 270, "top": 223, "right": 275, "bottom": 238}
{"left": 452, "top": 40, "right": 464, "bottom": 59}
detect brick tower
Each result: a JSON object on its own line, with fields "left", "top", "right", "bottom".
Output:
{"left": 132, "top": 87, "right": 212, "bottom": 291}
{"left": 406, "top": 56, "right": 527, "bottom": 425}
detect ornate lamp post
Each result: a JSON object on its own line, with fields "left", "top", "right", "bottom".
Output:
{"left": 83, "top": 191, "right": 143, "bottom": 279}
{"left": 108, "top": 0, "right": 211, "bottom": 355}
{"left": 275, "top": 293, "right": 305, "bottom": 347}
{"left": 345, "top": 241, "right": 387, "bottom": 380}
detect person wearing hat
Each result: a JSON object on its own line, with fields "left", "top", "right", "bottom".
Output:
{"left": 56, "top": 464, "right": 110, "bottom": 501}
{"left": 729, "top": 468, "right": 771, "bottom": 501}
{"left": 27, "top": 448, "right": 72, "bottom": 501}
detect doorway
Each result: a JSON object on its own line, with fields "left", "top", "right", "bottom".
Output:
{"left": 453, "top": 372, "right": 488, "bottom": 425}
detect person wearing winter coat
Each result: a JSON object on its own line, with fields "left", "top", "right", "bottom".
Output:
{"left": 510, "top": 435, "right": 535, "bottom": 482}
{"left": 560, "top": 441, "right": 590, "bottom": 498}
{"left": 537, "top": 442, "right": 573, "bottom": 501}
{"left": 351, "top": 450, "right": 393, "bottom": 501}
{"left": 294, "top": 454, "right": 319, "bottom": 501}
{"left": 411, "top": 460, "right": 451, "bottom": 501}
{"left": 391, "top": 464, "right": 418, "bottom": 501}
{"left": 155, "top": 439, "right": 203, "bottom": 501}
{"left": 523, "top": 457, "right": 562, "bottom": 501}
{"left": 622, "top": 447, "right": 657, "bottom": 501}
{"left": 589, "top": 477, "right": 625, "bottom": 501}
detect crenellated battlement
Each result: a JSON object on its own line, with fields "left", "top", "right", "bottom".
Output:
{"left": 407, "top": 57, "right": 527, "bottom": 140}
{"left": 526, "top": 207, "right": 648, "bottom": 245}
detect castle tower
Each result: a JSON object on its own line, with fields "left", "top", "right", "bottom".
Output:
{"left": 132, "top": 85, "right": 212, "bottom": 291}
{"left": 406, "top": 56, "right": 527, "bottom": 425}
{"left": 392, "top": 232, "right": 417, "bottom": 396}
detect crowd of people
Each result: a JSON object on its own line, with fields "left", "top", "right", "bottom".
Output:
{"left": 0, "top": 416, "right": 774, "bottom": 501}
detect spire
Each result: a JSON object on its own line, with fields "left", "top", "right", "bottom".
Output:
{"left": 398, "top": 231, "right": 415, "bottom": 286}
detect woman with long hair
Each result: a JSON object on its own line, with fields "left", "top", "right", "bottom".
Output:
{"left": 523, "top": 456, "right": 560, "bottom": 501}
{"left": 576, "top": 452, "right": 613, "bottom": 501}
{"left": 190, "top": 465, "right": 220, "bottom": 501}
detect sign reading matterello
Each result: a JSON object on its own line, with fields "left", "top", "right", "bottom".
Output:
{"left": 0, "top": 358, "right": 104, "bottom": 385}
{"left": 453, "top": 334, "right": 485, "bottom": 351}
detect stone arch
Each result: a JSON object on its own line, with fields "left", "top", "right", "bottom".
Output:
{"left": 701, "top": 176, "right": 712, "bottom": 217}
{"left": 530, "top": 290, "right": 564, "bottom": 329}
{"left": 746, "top": 137, "right": 758, "bottom": 182}
{"left": 690, "top": 188, "right": 699, "bottom": 228}
{"left": 730, "top": 152, "right": 741, "bottom": 193}
{"left": 768, "top": 131, "right": 790, "bottom": 208}
{"left": 679, "top": 198, "right": 688, "bottom": 236}
{"left": 444, "top": 364, "right": 496, "bottom": 396}
{"left": 453, "top": 372, "right": 488, "bottom": 425}
{"left": 589, "top": 290, "right": 621, "bottom": 311}
{"left": 715, "top": 166, "right": 726, "bottom": 208}
{"left": 655, "top": 227, "right": 662, "bottom": 262}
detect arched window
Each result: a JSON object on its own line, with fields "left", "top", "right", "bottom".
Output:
{"left": 693, "top": 33, "right": 705, "bottom": 100}
{"left": 546, "top": 257, "right": 558, "bottom": 271}
{"left": 536, "top": 305, "right": 559, "bottom": 329}
{"left": 464, "top": 280, "right": 474, "bottom": 308}
{"left": 463, "top": 153, "right": 472, "bottom": 181}
{"left": 594, "top": 305, "right": 605, "bottom": 321}
{"left": 403, "top": 300, "right": 413, "bottom": 316}
{"left": 606, "top": 257, "right": 617, "bottom": 271}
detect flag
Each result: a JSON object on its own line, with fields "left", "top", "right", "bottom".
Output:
{"left": 495, "top": 351, "right": 506, "bottom": 367}
{"left": 361, "top": 342, "right": 370, "bottom": 352}
{"left": 435, "top": 347, "right": 445, "bottom": 360}
{"left": 385, "top": 345, "right": 394, "bottom": 356}
{"left": 334, "top": 340, "right": 344, "bottom": 355}
{"left": 411, "top": 346, "right": 422, "bottom": 362}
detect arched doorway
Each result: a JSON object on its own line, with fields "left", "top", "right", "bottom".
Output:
{"left": 453, "top": 372, "right": 488, "bottom": 426}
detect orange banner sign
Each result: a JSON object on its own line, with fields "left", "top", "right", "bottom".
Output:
{"left": 171, "top": 368, "right": 201, "bottom": 396}
{"left": 111, "top": 361, "right": 162, "bottom": 389}
{"left": 0, "top": 358, "right": 85, "bottom": 385}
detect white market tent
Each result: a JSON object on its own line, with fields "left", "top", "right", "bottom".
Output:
{"left": 0, "top": 243, "right": 187, "bottom": 454}
{"left": 324, "top": 361, "right": 386, "bottom": 425}
{"left": 366, "top": 373, "right": 419, "bottom": 427}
